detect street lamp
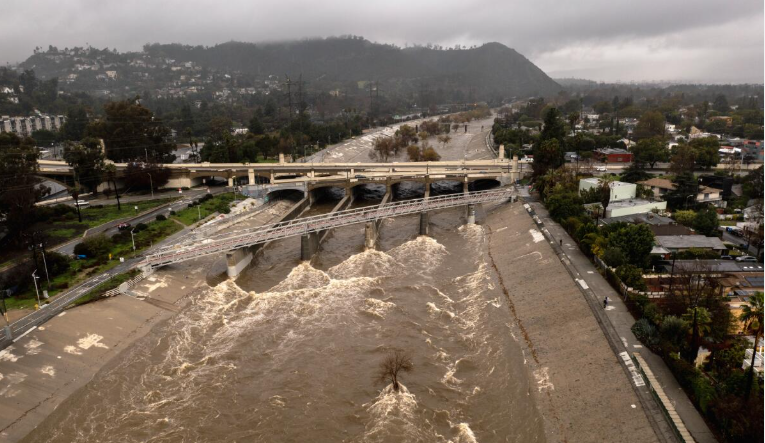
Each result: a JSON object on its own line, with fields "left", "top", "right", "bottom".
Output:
{"left": 130, "top": 227, "right": 137, "bottom": 251}
{"left": 685, "top": 194, "right": 695, "bottom": 209}
{"left": 147, "top": 173, "right": 154, "bottom": 199}
{"left": 38, "top": 243, "right": 50, "bottom": 288}
{"left": 32, "top": 270, "right": 41, "bottom": 309}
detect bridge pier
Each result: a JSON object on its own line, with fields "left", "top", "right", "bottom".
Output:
{"left": 364, "top": 222, "right": 378, "bottom": 250}
{"left": 226, "top": 248, "right": 253, "bottom": 278}
{"left": 467, "top": 204, "right": 476, "bottom": 225}
{"left": 248, "top": 169, "right": 255, "bottom": 185}
{"left": 463, "top": 181, "right": 469, "bottom": 193}
{"left": 227, "top": 177, "right": 234, "bottom": 187}
{"left": 419, "top": 212, "right": 429, "bottom": 236}
{"left": 301, "top": 232, "right": 320, "bottom": 261}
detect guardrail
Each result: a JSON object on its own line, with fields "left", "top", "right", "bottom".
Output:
{"left": 143, "top": 188, "right": 514, "bottom": 268}
{"left": 633, "top": 353, "right": 694, "bottom": 443}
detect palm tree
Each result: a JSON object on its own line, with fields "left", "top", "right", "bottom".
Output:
{"left": 739, "top": 291, "right": 763, "bottom": 401}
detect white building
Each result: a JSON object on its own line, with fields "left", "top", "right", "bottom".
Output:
{"left": 0, "top": 114, "right": 66, "bottom": 137}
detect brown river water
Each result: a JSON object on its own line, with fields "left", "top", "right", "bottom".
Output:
{"left": 23, "top": 184, "right": 545, "bottom": 443}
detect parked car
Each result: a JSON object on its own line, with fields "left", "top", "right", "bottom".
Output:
{"left": 74, "top": 199, "right": 88, "bottom": 206}
{"left": 735, "top": 256, "right": 757, "bottom": 262}
{"left": 117, "top": 223, "right": 132, "bottom": 231}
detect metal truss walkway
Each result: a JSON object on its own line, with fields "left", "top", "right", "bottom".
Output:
{"left": 142, "top": 188, "right": 513, "bottom": 268}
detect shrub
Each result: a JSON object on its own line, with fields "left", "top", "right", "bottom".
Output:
{"left": 134, "top": 223, "right": 148, "bottom": 232}
{"left": 170, "top": 210, "right": 176, "bottom": 215}
{"left": 222, "top": 208, "right": 231, "bottom": 214}
{"left": 73, "top": 234, "right": 111, "bottom": 258}
{"left": 156, "top": 214, "right": 167, "bottom": 221}
{"left": 603, "top": 247, "right": 626, "bottom": 268}
{"left": 632, "top": 318, "right": 659, "bottom": 347}
{"left": 43, "top": 251, "right": 71, "bottom": 277}
{"left": 642, "top": 302, "right": 662, "bottom": 324}
{"left": 659, "top": 316, "right": 689, "bottom": 348}
{"left": 616, "top": 264, "right": 647, "bottom": 291}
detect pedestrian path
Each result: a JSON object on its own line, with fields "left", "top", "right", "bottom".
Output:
{"left": 528, "top": 201, "right": 717, "bottom": 443}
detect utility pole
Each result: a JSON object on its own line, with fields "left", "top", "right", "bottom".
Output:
{"left": 147, "top": 173, "right": 154, "bottom": 199}
{"left": 285, "top": 75, "right": 293, "bottom": 122}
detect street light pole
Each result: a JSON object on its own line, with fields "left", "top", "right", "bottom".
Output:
{"left": 39, "top": 244, "right": 50, "bottom": 288}
{"left": 197, "top": 205, "right": 201, "bottom": 221}
{"left": 130, "top": 228, "right": 136, "bottom": 252}
{"left": 147, "top": 173, "right": 154, "bottom": 199}
{"left": 32, "top": 270, "right": 41, "bottom": 309}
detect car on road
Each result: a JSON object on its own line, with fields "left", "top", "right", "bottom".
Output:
{"left": 117, "top": 222, "right": 132, "bottom": 231}
{"left": 354, "top": 174, "right": 368, "bottom": 179}
{"left": 720, "top": 255, "right": 734, "bottom": 260}
{"left": 735, "top": 256, "right": 757, "bottom": 262}
{"left": 74, "top": 199, "right": 89, "bottom": 206}
{"left": 595, "top": 166, "right": 607, "bottom": 172}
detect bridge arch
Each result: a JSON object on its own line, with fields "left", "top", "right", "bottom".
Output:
{"left": 469, "top": 178, "right": 502, "bottom": 192}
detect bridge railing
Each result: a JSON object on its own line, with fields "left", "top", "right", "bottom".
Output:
{"left": 143, "top": 188, "right": 513, "bottom": 267}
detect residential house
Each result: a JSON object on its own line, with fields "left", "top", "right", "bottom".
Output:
{"left": 637, "top": 178, "right": 724, "bottom": 207}
{"left": 580, "top": 178, "right": 667, "bottom": 217}
{"left": 651, "top": 235, "right": 727, "bottom": 257}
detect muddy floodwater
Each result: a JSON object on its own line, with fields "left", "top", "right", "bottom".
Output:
{"left": 23, "top": 196, "right": 546, "bottom": 442}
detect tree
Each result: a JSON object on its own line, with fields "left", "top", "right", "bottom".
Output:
{"left": 666, "top": 173, "right": 699, "bottom": 211}
{"left": 632, "top": 137, "right": 668, "bottom": 168}
{"left": 712, "top": 94, "right": 730, "bottom": 113}
{"left": 370, "top": 137, "right": 395, "bottom": 162}
{"left": 60, "top": 106, "right": 89, "bottom": 141}
{"left": 739, "top": 292, "right": 763, "bottom": 401}
{"left": 603, "top": 247, "right": 626, "bottom": 268}
{"left": 104, "top": 163, "right": 121, "bottom": 210}
{"left": 667, "top": 262, "right": 721, "bottom": 363}
{"left": 540, "top": 107, "right": 566, "bottom": 145}
{"left": 608, "top": 224, "right": 654, "bottom": 268}
{"left": 63, "top": 137, "right": 105, "bottom": 194}
{"left": 546, "top": 191, "right": 584, "bottom": 221}
{"left": 532, "top": 138, "right": 564, "bottom": 178}
{"left": 616, "top": 264, "right": 647, "bottom": 290}
{"left": 633, "top": 111, "right": 665, "bottom": 140}
{"left": 670, "top": 144, "right": 696, "bottom": 175}
{"left": 692, "top": 208, "right": 719, "bottom": 236}
{"left": 0, "top": 133, "right": 49, "bottom": 242}
{"left": 689, "top": 137, "right": 719, "bottom": 169}
{"left": 123, "top": 162, "right": 171, "bottom": 191}
{"left": 673, "top": 210, "right": 696, "bottom": 227}
{"left": 376, "top": 349, "right": 413, "bottom": 392}
{"left": 248, "top": 114, "right": 265, "bottom": 135}
{"left": 87, "top": 98, "right": 176, "bottom": 162}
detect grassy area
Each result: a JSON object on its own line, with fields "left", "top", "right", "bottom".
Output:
{"left": 75, "top": 198, "right": 176, "bottom": 228}
{"left": 172, "top": 193, "right": 235, "bottom": 226}
{"left": 4, "top": 217, "right": 184, "bottom": 311}
{"left": 720, "top": 220, "right": 739, "bottom": 226}
{"left": 68, "top": 269, "right": 140, "bottom": 308}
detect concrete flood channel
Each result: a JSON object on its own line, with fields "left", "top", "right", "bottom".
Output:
{"left": 3, "top": 181, "right": 658, "bottom": 443}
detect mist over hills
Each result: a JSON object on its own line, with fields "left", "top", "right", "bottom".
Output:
{"left": 20, "top": 37, "right": 561, "bottom": 101}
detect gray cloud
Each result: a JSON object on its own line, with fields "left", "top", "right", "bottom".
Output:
{"left": 1, "top": 0, "right": 762, "bottom": 83}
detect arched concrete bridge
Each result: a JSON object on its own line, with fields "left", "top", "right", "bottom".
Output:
{"left": 141, "top": 188, "right": 514, "bottom": 271}
{"left": 37, "top": 153, "right": 525, "bottom": 192}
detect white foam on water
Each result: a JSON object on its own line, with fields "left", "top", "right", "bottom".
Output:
{"left": 449, "top": 422, "right": 479, "bottom": 443}
{"left": 355, "top": 384, "right": 438, "bottom": 443}
{"left": 362, "top": 298, "right": 396, "bottom": 319}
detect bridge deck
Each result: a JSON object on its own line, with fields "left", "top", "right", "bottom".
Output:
{"left": 143, "top": 188, "right": 513, "bottom": 268}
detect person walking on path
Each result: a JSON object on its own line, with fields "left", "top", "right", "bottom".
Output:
{"left": 603, "top": 296, "right": 609, "bottom": 309}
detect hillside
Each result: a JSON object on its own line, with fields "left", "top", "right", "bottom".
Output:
{"left": 18, "top": 37, "right": 560, "bottom": 102}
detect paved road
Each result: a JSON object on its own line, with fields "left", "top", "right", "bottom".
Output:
{"left": 521, "top": 189, "right": 717, "bottom": 443}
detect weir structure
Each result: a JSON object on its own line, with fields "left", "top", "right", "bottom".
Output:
{"left": 142, "top": 188, "right": 514, "bottom": 275}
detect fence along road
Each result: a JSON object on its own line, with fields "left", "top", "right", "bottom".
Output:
{"left": 144, "top": 188, "right": 514, "bottom": 268}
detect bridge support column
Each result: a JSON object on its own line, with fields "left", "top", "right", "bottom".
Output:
{"left": 226, "top": 248, "right": 253, "bottom": 278}
{"left": 467, "top": 204, "right": 476, "bottom": 225}
{"left": 248, "top": 169, "right": 255, "bottom": 185}
{"left": 424, "top": 182, "right": 431, "bottom": 199}
{"left": 364, "top": 222, "right": 378, "bottom": 250}
{"left": 419, "top": 212, "right": 429, "bottom": 236}
{"left": 227, "top": 177, "right": 234, "bottom": 187}
{"left": 301, "top": 232, "right": 319, "bottom": 261}
{"left": 463, "top": 181, "right": 469, "bottom": 193}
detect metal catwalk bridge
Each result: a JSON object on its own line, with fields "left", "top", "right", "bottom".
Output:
{"left": 142, "top": 188, "right": 513, "bottom": 268}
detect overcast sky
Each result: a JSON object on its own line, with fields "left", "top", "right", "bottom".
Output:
{"left": 2, "top": 0, "right": 763, "bottom": 83}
